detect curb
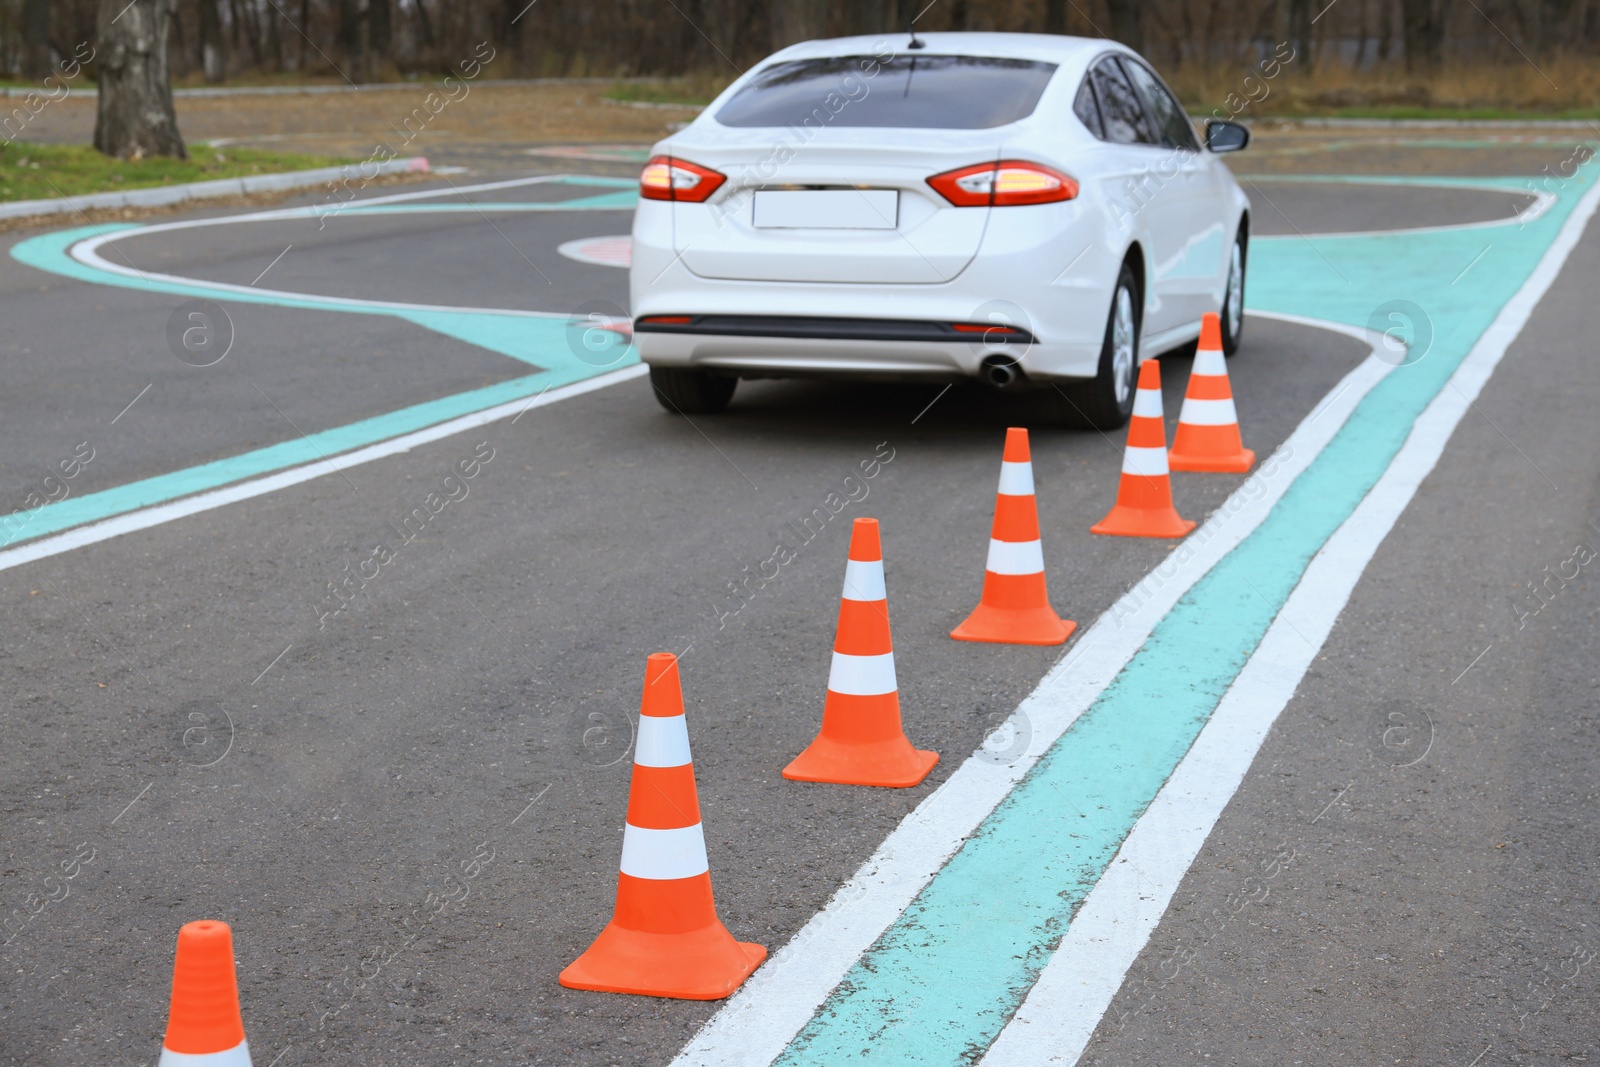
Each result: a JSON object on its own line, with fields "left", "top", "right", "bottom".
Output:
{"left": 0, "top": 156, "right": 430, "bottom": 223}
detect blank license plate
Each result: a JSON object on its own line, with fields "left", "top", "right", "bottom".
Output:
{"left": 752, "top": 189, "right": 899, "bottom": 230}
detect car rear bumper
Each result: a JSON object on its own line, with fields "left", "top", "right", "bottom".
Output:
{"left": 630, "top": 197, "right": 1111, "bottom": 383}
{"left": 634, "top": 326, "right": 1101, "bottom": 383}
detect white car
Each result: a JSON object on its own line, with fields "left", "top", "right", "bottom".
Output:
{"left": 629, "top": 31, "right": 1251, "bottom": 428}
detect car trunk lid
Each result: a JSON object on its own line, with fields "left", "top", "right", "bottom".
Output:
{"left": 668, "top": 131, "right": 1001, "bottom": 285}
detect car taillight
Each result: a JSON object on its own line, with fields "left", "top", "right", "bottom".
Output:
{"left": 639, "top": 155, "right": 727, "bottom": 203}
{"left": 927, "top": 161, "right": 1079, "bottom": 207}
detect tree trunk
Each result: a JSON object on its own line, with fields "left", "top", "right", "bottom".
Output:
{"left": 200, "top": 0, "right": 224, "bottom": 82}
{"left": 844, "top": 0, "right": 891, "bottom": 35}
{"left": 337, "top": 0, "right": 362, "bottom": 76}
{"left": 1399, "top": 0, "right": 1443, "bottom": 70}
{"left": 1043, "top": 0, "right": 1066, "bottom": 34}
{"left": 371, "top": 0, "right": 393, "bottom": 67}
{"left": 770, "top": 0, "right": 826, "bottom": 50}
{"left": 295, "top": 0, "right": 310, "bottom": 71}
{"left": 232, "top": 0, "right": 262, "bottom": 69}
{"left": 1106, "top": 0, "right": 1143, "bottom": 50}
{"left": 21, "top": 0, "right": 52, "bottom": 79}
{"left": 267, "top": 0, "right": 283, "bottom": 71}
{"left": 1286, "top": 0, "right": 1312, "bottom": 67}
{"left": 94, "top": 0, "right": 186, "bottom": 160}
{"left": 415, "top": 0, "right": 436, "bottom": 48}
{"left": 496, "top": 0, "right": 521, "bottom": 73}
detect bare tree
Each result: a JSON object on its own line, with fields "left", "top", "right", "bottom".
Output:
{"left": 1281, "top": 0, "right": 1312, "bottom": 66}
{"left": 1399, "top": 0, "right": 1444, "bottom": 69}
{"left": 200, "top": 0, "right": 224, "bottom": 81}
{"left": 1106, "top": 0, "right": 1143, "bottom": 50}
{"left": 336, "top": 0, "right": 360, "bottom": 75}
{"left": 771, "top": 0, "right": 826, "bottom": 49}
{"left": 21, "top": 0, "right": 52, "bottom": 78}
{"left": 370, "top": 0, "right": 392, "bottom": 60}
{"left": 1043, "top": 0, "right": 1067, "bottom": 34}
{"left": 94, "top": 0, "right": 187, "bottom": 159}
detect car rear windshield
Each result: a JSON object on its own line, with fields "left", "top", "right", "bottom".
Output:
{"left": 715, "top": 55, "right": 1058, "bottom": 130}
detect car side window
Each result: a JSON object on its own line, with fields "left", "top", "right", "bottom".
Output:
{"left": 1087, "top": 57, "right": 1157, "bottom": 146}
{"left": 1119, "top": 58, "right": 1199, "bottom": 152}
{"left": 1073, "top": 77, "right": 1105, "bottom": 139}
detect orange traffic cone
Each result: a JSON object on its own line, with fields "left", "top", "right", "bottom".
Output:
{"left": 1168, "top": 313, "right": 1255, "bottom": 473}
{"left": 951, "top": 428, "right": 1076, "bottom": 646}
{"left": 1091, "top": 361, "right": 1196, "bottom": 539}
{"left": 560, "top": 653, "right": 765, "bottom": 999}
{"left": 784, "top": 518, "right": 939, "bottom": 787}
{"left": 158, "top": 920, "right": 252, "bottom": 1066}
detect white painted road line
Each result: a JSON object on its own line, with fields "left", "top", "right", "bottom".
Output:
{"left": 977, "top": 165, "right": 1600, "bottom": 1067}
{"left": 0, "top": 365, "right": 647, "bottom": 576}
{"left": 669, "top": 316, "right": 1394, "bottom": 1067}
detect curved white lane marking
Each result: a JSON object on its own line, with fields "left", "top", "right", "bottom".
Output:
{"left": 68, "top": 174, "right": 633, "bottom": 320}
{"left": 1248, "top": 176, "right": 1556, "bottom": 239}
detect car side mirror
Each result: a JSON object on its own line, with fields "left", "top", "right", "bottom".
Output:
{"left": 1206, "top": 120, "right": 1250, "bottom": 153}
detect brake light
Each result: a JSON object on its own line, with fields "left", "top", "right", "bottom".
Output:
{"left": 637, "top": 315, "right": 694, "bottom": 325}
{"left": 640, "top": 155, "right": 727, "bottom": 203}
{"left": 927, "top": 160, "right": 1079, "bottom": 207}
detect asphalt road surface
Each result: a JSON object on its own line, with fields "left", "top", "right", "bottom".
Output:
{"left": 1, "top": 155, "right": 1597, "bottom": 1067}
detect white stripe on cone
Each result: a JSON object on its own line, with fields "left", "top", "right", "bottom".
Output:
{"left": 1122, "top": 445, "right": 1170, "bottom": 477}
{"left": 158, "top": 1042, "right": 253, "bottom": 1067}
{"left": 984, "top": 538, "right": 1046, "bottom": 576}
{"left": 827, "top": 651, "right": 897, "bottom": 696}
{"left": 1132, "top": 388, "right": 1164, "bottom": 419}
{"left": 633, "top": 714, "right": 693, "bottom": 768}
{"left": 841, "top": 559, "right": 887, "bottom": 603}
{"left": 1176, "top": 396, "right": 1240, "bottom": 426}
{"left": 997, "top": 461, "right": 1035, "bottom": 497}
{"left": 1193, "top": 347, "right": 1228, "bottom": 375}
{"left": 619, "top": 823, "right": 711, "bottom": 880}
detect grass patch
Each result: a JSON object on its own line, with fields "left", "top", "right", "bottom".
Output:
{"left": 0, "top": 141, "right": 351, "bottom": 202}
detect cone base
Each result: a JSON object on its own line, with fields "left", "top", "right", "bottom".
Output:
{"left": 559, "top": 920, "right": 766, "bottom": 1000}
{"left": 1168, "top": 447, "right": 1255, "bottom": 473}
{"left": 783, "top": 734, "right": 939, "bottom": 788}
{"left": 1091, "top": 505, "right": 1196, "bottom": 539}
{"left": 950, "top": 602, "right": 1076, "bottom": 646}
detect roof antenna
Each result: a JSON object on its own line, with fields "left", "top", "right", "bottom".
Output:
{"left": 908, "top": 17, "right": 926, "bottom": 49}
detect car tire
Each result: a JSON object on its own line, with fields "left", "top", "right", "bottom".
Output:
{"left": 649, "top": 365, "right": 737, "bottom": 414}
{"left": 1220, "top": 225, "right": 1247, "bottom": 356}
{"left": 1061, "top": 262, "right": 1141, "bottom": 431}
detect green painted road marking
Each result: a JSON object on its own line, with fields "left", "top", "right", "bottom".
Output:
{"left": 773, "top": 171, "right": 1598, "bottom": 1065}
{"left": 4, "top": 186, "right": 638, "bottom": 550}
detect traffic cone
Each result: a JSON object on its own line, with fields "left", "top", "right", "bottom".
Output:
{"left": 1091, "top": 361, "right": 1196, "bottom": 539}
{"left": 158, "top": 920, "right": 252, "bottom": 1066}
{"left": 1168, "top": 313, "right": 1255, "bottom": 473}
{"left": 951, "top": 428, "right": 1076, "bottom": 646}
{"left": 560, "top": 653, "right": 765, "bottom": 999}
{"left": 784, "top": 518, "right": 939, "bottom": 787}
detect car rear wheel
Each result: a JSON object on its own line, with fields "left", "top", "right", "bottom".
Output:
{"left": 1061, "top": 263, "right": 1140, "bottom": 430}
{"left": 649, "top": 366, "right": 737, "bottom": 414}
{"left": 1221, "top": 227, "right": 1246, "bottom": 356}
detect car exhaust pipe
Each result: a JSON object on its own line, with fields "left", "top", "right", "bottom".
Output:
{"left": 981, "top": 355, "right": 1021, "bottom": 389}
